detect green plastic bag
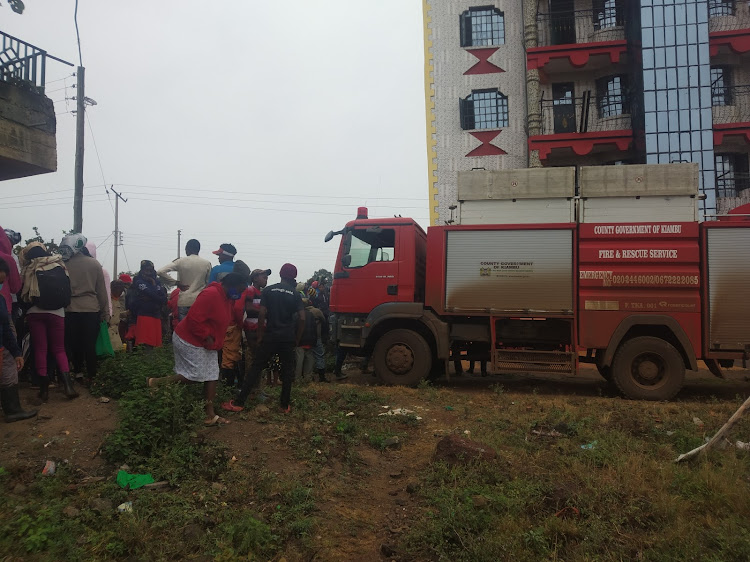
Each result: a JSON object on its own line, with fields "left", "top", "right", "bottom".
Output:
{"left": 116, "top": 470, "right": 155, "bottom": 490}
{"left": 95, "top": 321, "right": 114, "bottom": 357}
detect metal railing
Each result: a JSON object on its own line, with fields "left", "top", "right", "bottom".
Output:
{"left": 709, "top": 1, "right": 750, "bottom": 32}
{"left": 0, "top": 31, "right": 47, "bottom": 92}
{"left": 716, "top": 171, "right": 750, "bottom": 198}
{"left": 537, "top": 8, "right": 626, "bottom": 47}
{"left": 712, "top": 84, "right": 750, "bottom": 124}
{"left": 538, "top": 91, "right": 631, "bottom": 136}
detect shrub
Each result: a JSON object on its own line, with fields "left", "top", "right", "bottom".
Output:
{"left": 92, "top": 346, "right": 175, "bottom": 398}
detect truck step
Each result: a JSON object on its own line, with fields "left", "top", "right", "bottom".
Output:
{"left": 493, "top": 350, "right": 577, "bottom": 376}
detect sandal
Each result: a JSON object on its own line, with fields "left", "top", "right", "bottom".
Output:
{"left": 221, "top": 400, "right": 244, "bottom": 412}
{"left": 204, "top": 415, "right": 231, "bottom": 426}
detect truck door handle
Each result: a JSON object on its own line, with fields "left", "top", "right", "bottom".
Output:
{"left": 387, "top": 285, "right": 398, "bottom": 295}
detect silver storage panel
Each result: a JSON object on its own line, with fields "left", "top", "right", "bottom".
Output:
{"left": 579, "top": 163, "right": 699, "bottom": 223}
{"left": 460, "top": 199, "right": 575, "bottom": 225}
{"left": 445, "top": 229, "right": 574, "bottom": 314}
{"left": 457, "top": 168, "right": 576, "bottom": 225}
{"left": 580, "top": 196, "right": 698, "bottom": 223}
{"left": 708, "top": 228, "right": 750, "bottom": 350}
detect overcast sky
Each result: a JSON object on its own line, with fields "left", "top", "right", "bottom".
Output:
{"left": 2, "top": 0, "right": 429, "bottom": 282}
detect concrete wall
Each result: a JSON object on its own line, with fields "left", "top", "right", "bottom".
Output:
{"left": 424, "top": 0, "right": 527, "bottom": 225}
{"left": 0, "top": 82, "right": 57, "bottom": 181}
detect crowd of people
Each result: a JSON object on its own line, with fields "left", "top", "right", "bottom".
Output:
{"left": 0, "top": 227, "right": 341, "bottom": 425}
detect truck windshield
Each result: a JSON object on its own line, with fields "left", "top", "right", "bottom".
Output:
{"left": 345, "top": 228, "right": 395, "bottom": 268}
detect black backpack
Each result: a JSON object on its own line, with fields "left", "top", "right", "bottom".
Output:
{"left": 299, "top": 309, "right": 318, "bottom": 347}
{"left": 33, "top": 266, "right": 72, "bottom": 310}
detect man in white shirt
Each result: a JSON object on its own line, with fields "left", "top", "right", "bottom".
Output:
{"left": 157, "top": 239, "right": 212, "bottom": 320}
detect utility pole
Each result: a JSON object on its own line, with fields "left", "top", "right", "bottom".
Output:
{"left": 73, "top": 66, "right": 85, "bottom": 233}
{"left": 177, "top": 229, "right": 182, "bottom": 259}
{"left": 111, "top": 187, "right": 127, "bottom": 276}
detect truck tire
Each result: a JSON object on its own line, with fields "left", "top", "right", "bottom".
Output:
{"left": 373, "top": 329, "right": 432, "bottom": 387}
{"left": 611, "top": 336, "right": 685, "bottom": 401}
{"left": 595, "top": 351, "right": 611, "bottom": 381}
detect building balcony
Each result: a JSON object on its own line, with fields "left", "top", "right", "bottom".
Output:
{"left": 709, "top": 2, "right": 750, "bottom": 56}
{"left": 528, "top": 92, "right": 633, "bottom": 161}
{"left": 528, "top": 8, "right": 627, "bottom": 76}
{"left": 0, "top": 31, "right": 62, "bottom": 181}
{"left": 713, "top": 84, "right": 750, "bottom": 146}
{"left": 716, "top": 171, "right": 750, "bottom": 198}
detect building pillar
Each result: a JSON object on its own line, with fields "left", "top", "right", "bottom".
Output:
{"left": 523, "top": 0, "right": 543, "bottom": 168}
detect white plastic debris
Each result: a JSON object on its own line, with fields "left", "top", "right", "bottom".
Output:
{"left": 378, "top": 408, "right": 422, "bottom": 420}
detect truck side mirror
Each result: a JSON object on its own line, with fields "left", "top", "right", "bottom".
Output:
{"left": 324, "top": 231, "right": 334, "bottom": 243}
{"left": 342, "top": 254, "right": 352, "bottom": 268}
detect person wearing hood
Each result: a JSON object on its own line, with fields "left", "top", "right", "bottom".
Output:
{"left": 0, "top": 257, "right": 36, "bottom": 422}
{"left": 85, "top": 241, "right": 112, "bottom": 315}
{"left": 130, "top": 260, "right": 167, "bottom": 348}
{"left": 0, "top": 227, "right": 21, "bottom": 317}
{"left": 148, "top": 272, "right": 248, "bottom": 426}
{"left": 60, "top": 234, "right": 110, "bottom": 385}
{"left": 20, "top": 243, "right": 78, "bottom": 401}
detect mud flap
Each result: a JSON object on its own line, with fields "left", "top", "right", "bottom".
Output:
{"left": 704, "top": 358, "right": 724, "bottom": 379}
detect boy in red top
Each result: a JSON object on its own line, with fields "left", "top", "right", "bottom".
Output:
{"left": 148, "top": 273, "right": 248, "bottom": 425}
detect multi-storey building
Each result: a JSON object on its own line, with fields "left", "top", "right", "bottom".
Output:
{"left": 0, "top": 30, "right": 61, "bottom": 181}
{"left": 424, "top": 0, "right": 750, "bottom": 223}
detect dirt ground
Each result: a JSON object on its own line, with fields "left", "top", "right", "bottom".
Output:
{"left": 2, "top": 362, "right": 750, "bottom": 561}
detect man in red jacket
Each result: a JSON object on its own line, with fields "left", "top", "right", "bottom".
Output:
{"left": 148, "top": 272, "right": 248, "bottom": 425}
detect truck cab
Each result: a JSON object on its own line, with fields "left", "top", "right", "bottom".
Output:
{"left": 328, "top": 207, "right": 426, "bottom": 315}
{"left": 325, "top": 208, "right": 442, "bottom": 381}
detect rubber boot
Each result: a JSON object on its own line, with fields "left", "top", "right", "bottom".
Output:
{"left": 38, "top": 376, "right": 49, "bottom": 403}
{"left": 317, "top": 368, "right": 330, "bottom": 383}
{"left": 221, "top": 368, "right": 236, "bottom": 387}
{"left": 60, "top": 372, "right": 79, "bottom": 399}
{"left": 1, "top": 386, "right": 38, "bottom": 423}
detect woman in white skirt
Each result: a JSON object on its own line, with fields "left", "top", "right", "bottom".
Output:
{"left": 148, "top": 273, "right": 247, "bottom": 425}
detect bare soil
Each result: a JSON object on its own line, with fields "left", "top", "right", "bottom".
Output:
{"left": 2, "top": 362, "right": 750, "bottom": 561}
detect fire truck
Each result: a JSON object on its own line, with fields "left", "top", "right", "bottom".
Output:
{"left": 324, "top": 164, "right": 750, "bottom": 400}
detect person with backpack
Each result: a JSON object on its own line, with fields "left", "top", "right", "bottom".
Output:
{"left": 0, "top": 257, "right": 37, "bottom": 422}
{"left": 20, "top": 243, "right": 77, "bottom": 401}
{"left": 60, "top": 234, "right": 110, "bottom": 386}
{"left": 295, "top": 298, "right": 328, "bottom": 382}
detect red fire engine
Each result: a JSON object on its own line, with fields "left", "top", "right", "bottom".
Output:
{"left": 325, "top": 164, "right": 750, "bottom": 400}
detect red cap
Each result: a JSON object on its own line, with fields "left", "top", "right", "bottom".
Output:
{"left": 118, "top": 274, "right": 133, "bottom": 284}
{"left": 279, "top": 263, "right": 297, "bottom": 280}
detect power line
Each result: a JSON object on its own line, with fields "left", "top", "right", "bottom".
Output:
{"left": 74, "top": 0, "right": 83, "bottom": 67}
{"left": 117, "top": 183, "right": 427, "bottom": 201}
{"left": 0, "top": 184, "right": 107, "bottom": 200}
{"left": 84, "top": 111, "right": 116, "bottom": 217}
{"left": 1, "top": 197, "right": 111, "bottom": 210}
{"left": 119, "top": 243, "right": 131, "bottom": 273}
{"left": 119, "top": 190, "right": 427, "bottom": 210}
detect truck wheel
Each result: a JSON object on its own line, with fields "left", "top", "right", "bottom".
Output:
{"left": 595, "top": 351, "right": 611, "bottom": 381}
{"left": 373, "top": 329, "right": 432, "bottom": 387}
{"left": 611, "top": 336, "right": 685, "bottom": 401}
